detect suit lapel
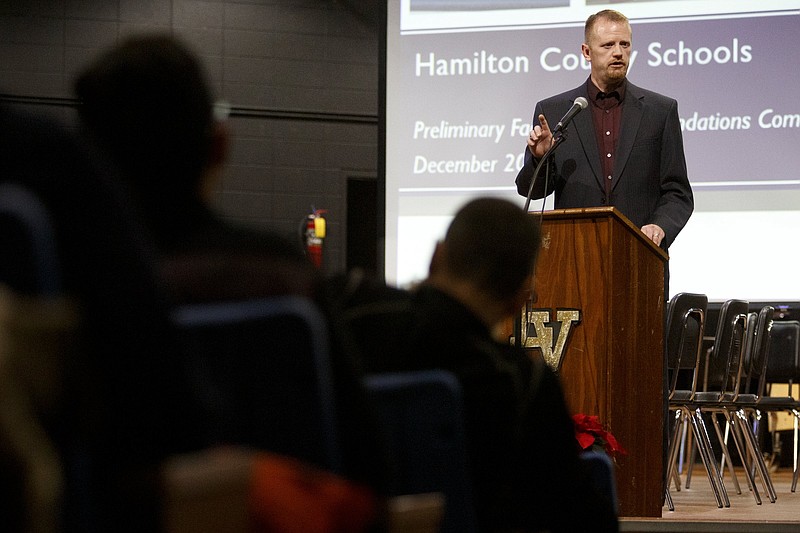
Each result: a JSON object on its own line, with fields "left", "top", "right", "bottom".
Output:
{"left": 611, "top": 84, "right": 644, "bottom": 191}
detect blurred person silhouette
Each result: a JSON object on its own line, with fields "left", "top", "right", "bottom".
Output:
{"left": 0, "top": 102, "right": 202, "bottom": 531}
{"left": 74, "top": 34, "right": 393, "bottom": 503}
{"left": 74, "top": 34, "right": 314, "bottom": 303}
{"left": 332, "top": 197, "right": 618, "bottom": 533}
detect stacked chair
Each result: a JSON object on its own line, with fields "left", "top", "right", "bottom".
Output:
{"left": 666, "top": 296, "right": 790, "bottom": 511}
{"left": 732, "top": 307, "right": 776, "bottom": 494}
{"left": 695, "top": 303, "right": 776, "bottom": 506}
{"left": 754, "top": 319, "right": 800, "bottom": 492}
{"left": 664, "top": 292, "right": 725, "bottom": 509}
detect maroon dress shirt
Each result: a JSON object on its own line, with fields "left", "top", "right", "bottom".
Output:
{"left": 587, "top": 79, "right": 626, "bottom": 199}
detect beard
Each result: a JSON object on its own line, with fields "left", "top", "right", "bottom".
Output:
{"left": 602, "top": 63, "right": 628, "bottom": 86}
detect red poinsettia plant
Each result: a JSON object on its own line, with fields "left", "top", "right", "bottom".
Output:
{"left": 572, "top": 413, "right": 627, "bottom": 462}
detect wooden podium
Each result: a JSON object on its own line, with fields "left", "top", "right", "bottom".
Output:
{"left": 517, "top": 207, "right": 667, "bottom": 518}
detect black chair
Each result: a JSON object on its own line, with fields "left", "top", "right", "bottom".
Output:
{"left": 756, "top": 320, "right": 800, "bottom": 492}
{"left": 713, "top": 311, "right": 758, "bottom": 499}
{"left": 664, "top": 292, "right": 724, "bottom": 509}
{"left": 722, "top": 306, "right": 778, "bottom": 504}
{"left": 364, "top": 370, "right": 477, "bottom": 533}
{"left": 694, "top": 299, "right": 776, "bottom": 505}
{"left": 735, "top": 306, "right": 774, "bottom": 446}
{"left": 171, "top": 295, "right": 342, "bottom": 474}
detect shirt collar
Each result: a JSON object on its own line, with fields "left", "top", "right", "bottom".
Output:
{"left": 587, "top": 77, "right": 627, "bottom": 104}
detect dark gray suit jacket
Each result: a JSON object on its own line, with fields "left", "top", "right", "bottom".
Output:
{"left": 515, "top": 80, "right": 693, "bottom": 250}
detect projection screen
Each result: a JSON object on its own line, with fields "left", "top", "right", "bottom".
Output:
{"left": 384, "top": 0, "right": 800, "bottom": 301}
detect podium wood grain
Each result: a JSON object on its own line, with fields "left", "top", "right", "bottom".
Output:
{"left": 526, "top": 207, "right": 667, "bottom": 518}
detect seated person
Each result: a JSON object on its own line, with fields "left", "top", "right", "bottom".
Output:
{"left": 0, "top": 101, "right": 201, "bottom": 531}
{"left": 74, "top": 35, "right": 391, "bottom": 498}
{"left": 331, "top": 197, "right": 618, "bottom": 533}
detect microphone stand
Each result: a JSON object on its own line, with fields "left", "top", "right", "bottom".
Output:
{"left": 523, "top": 130, "right": 567, "bottom": 213}
{"left": 515, "top": 129, "right": 567, "bottom": 349}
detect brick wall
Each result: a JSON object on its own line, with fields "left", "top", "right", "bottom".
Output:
{"left": 0, "top": 0, "right": 380, "bottom": 273}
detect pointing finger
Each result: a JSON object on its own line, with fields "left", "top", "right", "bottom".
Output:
{"left": 538, "top": 114, "right": 551, "bottom": 134}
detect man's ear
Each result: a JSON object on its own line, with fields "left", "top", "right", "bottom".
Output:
{"left": 581, "top": 42, "right": 591, "bottom": 61}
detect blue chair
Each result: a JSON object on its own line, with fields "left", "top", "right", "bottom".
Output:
{"left": 0, "top": 183, "right": 61, "bottom": 295}
{"left": 171, "top": 295, "right": 342, "bottom": 474}
{"left": 580, "top": 449, "right": 619, "bottom": 515}
{"left": 364, "top": 370, "right": 477, "bottom": 533}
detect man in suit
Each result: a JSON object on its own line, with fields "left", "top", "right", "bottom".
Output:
{"left": 516, "top": 9, "right": 692, "bottom": 501}
{"left": 515, "top": 9, "right": 693, "bottom": 251}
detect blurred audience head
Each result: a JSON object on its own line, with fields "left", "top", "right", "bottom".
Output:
{"left": 74, "top": 34, "right": 223, "bottom": 207}
{"left": 429, "top": 197, "right": 541, "bottom": 311}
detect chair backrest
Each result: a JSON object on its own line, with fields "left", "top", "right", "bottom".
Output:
{"left": 739, "top": 312, "right": 759, "bottom": 393}
{"left": 765, "top": 320, "right": 800, "bottom": 389}
{"left": 744, "top": 306, "right": 774, "bottom": 397}
{"left": 0, "top": 183, "right": 61, "bottom": 295}
{"left": 364, "top": 370, "right": 477, "bottom": 533}
{"left": 703, "top": 299, "right": 749, "bottom": 397}
{"left": 579, "top": 449, "right": 619, "bottom": 515}
{"left": 170, "top": 295, "right": 342, "bottom": 474}
{"left": 665, "top": 292, "right": 707, "bottom": 397}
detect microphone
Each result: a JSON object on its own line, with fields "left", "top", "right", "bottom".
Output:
{"left": 552, "top": 97, "right": 588, "bottom": 134}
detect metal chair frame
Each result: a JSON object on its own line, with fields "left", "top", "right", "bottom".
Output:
{"left": 693, "top": 300, "right": 775, "bottom": 505}
{"left": 665, "top": 293, "right": 731, "bottom": 509}
{"left": 753, "top": 320, "right": 800, "bottom": 492}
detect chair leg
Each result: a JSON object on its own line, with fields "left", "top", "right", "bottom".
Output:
{"left": 690, "top": 408, "right": 729, "bottom": 508}
{"left": 735, "top": 414, "right": 764, "bottom": 497}
{"left": 791, "top": 410, "right": 800, "bottom": 492}
{"left": 665, "top": 410, "right": 684, "bottom": 506}
{"left": 665, "top": 487, "right": 675, "bottom": 512}
{"left": 733, "top": 409, "right": 776, "bottom": 503}
{"left": 749, "top": 410, "right": 777, "bottom": 502}
{"left": 711, "top": 412, "right": 744, "bottom": 496}
{"left": 685, "top": 430, "right": 697, "bottom": 489}
{"left": 723, "top": 411, "right": 762, "bottom": 504}
{"left": 677, "top": 415, "right": 689, "bottom": 478}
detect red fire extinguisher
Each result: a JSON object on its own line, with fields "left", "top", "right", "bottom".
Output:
{"left": 304, "top": 208, "right": 326, "bottom": 268}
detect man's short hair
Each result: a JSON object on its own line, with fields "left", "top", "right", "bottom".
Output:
{"left": 584, "top": 9, "right": 630, "bottom": 43}
{"left": 442, "top": 197, "right": 541, "bottom": 302}
{"left": 75, "top": 34, "right": 214, "bottom": 200}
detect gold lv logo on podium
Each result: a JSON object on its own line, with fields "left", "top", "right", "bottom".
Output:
{"left": 516, "top": 308, "right": 581, "bottom": 372}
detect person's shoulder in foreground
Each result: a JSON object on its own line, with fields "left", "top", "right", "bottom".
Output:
{"left": 396, "top": 197, "right": 619, "bottom": 532}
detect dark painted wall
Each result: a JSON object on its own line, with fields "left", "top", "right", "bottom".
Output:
{"left": 0, "top": 0, "right": 380, "bottom": 274}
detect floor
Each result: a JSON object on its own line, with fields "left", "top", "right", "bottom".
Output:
{"left": 620, "top": 467, "right": 800, "bottom": 532}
